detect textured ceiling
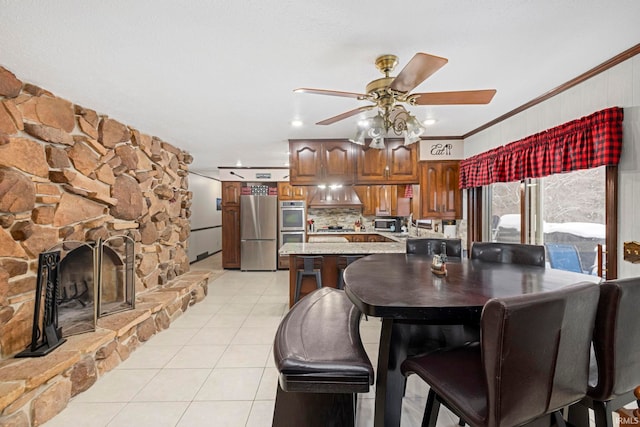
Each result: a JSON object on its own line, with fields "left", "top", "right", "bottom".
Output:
{"left": 1, "top": 1, "right": 639, "bottom": 178}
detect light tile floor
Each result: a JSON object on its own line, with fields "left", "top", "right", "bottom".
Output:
{"left": 44, "top": 253, "right": 464, "bottom": 427}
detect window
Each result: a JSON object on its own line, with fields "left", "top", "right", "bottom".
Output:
{"left": 483, "top": 167, "right": 606, "bottom": 276}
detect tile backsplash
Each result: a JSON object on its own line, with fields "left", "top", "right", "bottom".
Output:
{"left": 307, "top": 207, "right": 466, "bottom": 241}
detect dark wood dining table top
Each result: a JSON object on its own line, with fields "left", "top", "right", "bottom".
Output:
{"left": 344, "top": 253, "right": 600, "bottom": 321}
{"left": 343, "top": 252, "right": 602, "bottom": 427}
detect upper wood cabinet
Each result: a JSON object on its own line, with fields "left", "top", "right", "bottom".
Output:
{"left": 221, "top": 181, "right": 242, "bottom": 206}
{"left": 419, "top": 161, "right": 462, "bottom": 220}
{"left": 354, "top": 184, "right": 398, "bottom": 216}
{"left": 355, "top": 138, "right": 419, "bottom": 184}
{"left": 289, "top": 140, "right": 354, "bottom": 184}
{"left": 277, "top": 182, "right": 307, "bottom": 201}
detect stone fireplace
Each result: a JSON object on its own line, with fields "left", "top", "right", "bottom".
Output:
{"left": 0, "top": 66, "right": 207, "bottom": 426}
{"left": 0, "top": 65, "right": 194, "bottom": 360}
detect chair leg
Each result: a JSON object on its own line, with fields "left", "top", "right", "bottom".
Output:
{"left": 551, "top": 410, "right": 566, "bottom": 427}
{"left": 592, "top": 400, "right": 614, "bottom": 427}
{"left": 567, "top": 402, "right": 590, "bottom": 427}
{"left": 314, "top": 271, "right": 322, "bottom": 289}
{"left": 294, "top": 272, "right": 302, "bottom": 303}
{"left": 422, "top": 389, "right": 441, "bottom": 427}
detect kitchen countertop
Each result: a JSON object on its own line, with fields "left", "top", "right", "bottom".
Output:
{"left": 306, "top": 230, "right": 411, "bottom": 243}
{"left": 307, "top": 236, "right": 350, "bottom": 243}
{"left": 279, "top": 241, "right": 406, "bottom": 255}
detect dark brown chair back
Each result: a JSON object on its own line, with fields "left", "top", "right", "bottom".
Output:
{"left": 471, "top": 242, "right": 545, "bottom": 267}
{"left": 589, "top": 277, "right": 640, "bottom": 401}
{"left": 406, "top": 238, "right": 462, "bottom": 257}
{"left": 481, "top": 281, "right": 600, "bottom": 427}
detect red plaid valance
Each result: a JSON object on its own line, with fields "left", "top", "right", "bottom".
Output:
{"left": 459, "top": 107, "right": 623, "bottom": 189}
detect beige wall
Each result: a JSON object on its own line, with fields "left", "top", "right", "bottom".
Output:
{"left": 463, "top": 55, "right": 640, "bottom": 278}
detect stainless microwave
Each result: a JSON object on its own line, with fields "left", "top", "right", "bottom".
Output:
{"left": 374, "top": 218, "right": 402, "bottom": 232}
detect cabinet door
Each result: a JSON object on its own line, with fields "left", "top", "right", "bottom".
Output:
{"left": 354, "top": 185, "right": 376, "bottom": 216}
{"left": 351, "top": 234, "right": 366, "bottom": 242}
{"left": 289, "top": 141, "right": 322, "bottom": 184}
{"left": 291, "top": 185, "right": 307, "bottom": 200}
{"left": 355, "top": 142, "right": 388, "bottom": 183}
{"left": 419, "top": 161, "right": 461, "bottom": 219}
{"left": 222, "top": 206, "right": 241, "bottom": 268}
{"left": 277, "top": 182, "right": 293, "bottom": 200}
{"left": 277, "top": 183, "right": 306, "bottom": 200}
{"left": 440, "top": 162, "right": 461, "bottom": 219}
{"left": 322, "top": 141, "right": 354, "bottom": 184}
{"left": 420, "top": 163, "right": 441, "bottom": 218}
{"left": 386, "top": 139, "right": 419, "bottom": 183}
{"left": 222, "top": 181, "right": 242, "bottom": 206}
{"left": 375, "top": 185, "right": 398, "bottom": 216}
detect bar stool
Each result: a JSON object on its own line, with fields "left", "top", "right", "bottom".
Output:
{"left": 337, "top": 255, "right": 364, "bottom": 290}
{"left": 294, "top": 256, "right": 323, "bottom": 303}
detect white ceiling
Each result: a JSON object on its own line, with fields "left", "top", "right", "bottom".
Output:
{"left": 1, "top": 1, "right": 639, "bottom": 178}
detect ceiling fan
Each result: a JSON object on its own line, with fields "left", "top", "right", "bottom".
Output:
{"left": 294, "top": 52, "right": 497, "bottom": 127}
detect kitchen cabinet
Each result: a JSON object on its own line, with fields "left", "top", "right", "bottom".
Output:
{"left": 289, "top": 140, "right": 355, "bottom": 184}
{"left": 222, "top": 205, "right": 241, "bottom": 268}
{"left": 419, "top": 161, "right": 462, "bottom": 220}
{"left": 221, "top": 181, "right": 242, "bottom": 206}
{"left": 221, "top": 181, "right": 242, "bottom": 268}
{"left": 277, "top": 182, "right": 307, "bottom": 200}
{"left": 354, "top": 184, "right": 398, "bottom": 216}
{"left": 355, "top": 138, "right": 419, "bottom": 184}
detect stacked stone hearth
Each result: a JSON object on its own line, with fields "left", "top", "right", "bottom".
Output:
{"left": 0, "top": 66, "right": 210, "bottom": 426}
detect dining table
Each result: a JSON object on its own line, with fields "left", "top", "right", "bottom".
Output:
{"left": 343, "top": 253, "right": 602, "bottom": 427}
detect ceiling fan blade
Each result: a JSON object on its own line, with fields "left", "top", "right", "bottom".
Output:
{"left": 316, "top": 105, "right": 375, "bottom": 125}
{"left": 412, "top": 89, "right": 497, "bottom": 105}
{"left": 389, "top": 53, "right": 448, "bottom": 93}
{"left": 294, "top": 88, "right": 366, "bottom": 99}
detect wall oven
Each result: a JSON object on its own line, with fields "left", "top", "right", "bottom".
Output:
{"left": 278, "top": 201, "right": 306, "bottom": 269}
{"left": 279, "top": 201, "right": 306, "bottom": 231}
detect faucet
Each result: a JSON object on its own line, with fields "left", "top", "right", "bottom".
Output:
{"left": 408, "top": 214, "right": 418, "bottom": 236}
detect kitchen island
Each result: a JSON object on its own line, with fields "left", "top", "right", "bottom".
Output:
{"left": 279, "top": 241, "right": 406, "bottom": 307}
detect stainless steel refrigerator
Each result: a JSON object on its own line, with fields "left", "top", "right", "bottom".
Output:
{"left": 240, "top": 195, "right": 278, "bottom": 271}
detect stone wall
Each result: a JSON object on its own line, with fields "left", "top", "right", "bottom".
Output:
{"left": 0, "top": 66, "right": 193, "bottom": 360}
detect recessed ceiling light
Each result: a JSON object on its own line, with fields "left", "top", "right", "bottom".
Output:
{"left": 235, "top": 160, "right": 242, "bottom": 167}
{"left": 423, "top": 118, "right": 437, "bottom": 126}
{"left": 284, "top": 162, "right": 290, "bottom": 167}
{"left": 291, "top": 119, "right": 303, "bottom": 127}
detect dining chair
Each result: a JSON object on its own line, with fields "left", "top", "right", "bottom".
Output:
{"left": 405, "top": 238, "right": 462, "bottom": 257}
{"left": 545, "top": 243, "right": 590, "bottom": 274}
{"left": 401, "top": 281, "right": 600, "bottom": 427}
{"left": 568, "top": 277, "right": 640, "bottom": 427}
{"left": 470, "top": 241, "right": 545, "bottom": 267}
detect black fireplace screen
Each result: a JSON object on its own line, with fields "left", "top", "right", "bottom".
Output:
{"left": 18, "top": 236, "right": 136, "bottom": 357}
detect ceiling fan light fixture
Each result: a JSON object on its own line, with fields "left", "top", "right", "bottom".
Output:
{"left": 349, "top": 127, "right": 367, "bottom": 145}
{"left": 406, "top": 115, "right": 426, "bottom": 138}
{"left": 367, "top": 114, "right": 386, "bottom": 138}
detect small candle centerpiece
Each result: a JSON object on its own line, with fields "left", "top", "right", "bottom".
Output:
{"left": 431, "top": 254, "right": 447, "bottom": 276}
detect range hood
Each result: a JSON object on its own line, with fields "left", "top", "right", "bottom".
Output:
{"left": 308, "top": 186, "right": 363, "bottom": 208}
